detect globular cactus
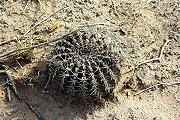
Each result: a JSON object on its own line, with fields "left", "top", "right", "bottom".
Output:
{"left": 46, "top": 27, "right": 123, "bottom": 98}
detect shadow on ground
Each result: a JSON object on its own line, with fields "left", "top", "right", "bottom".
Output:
{"left": 1, "top": 59, "right": 103, "bottom": 120}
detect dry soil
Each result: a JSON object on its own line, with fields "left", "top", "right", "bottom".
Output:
{"left": 0, "top": 0, "right": 179, "bottom": 120}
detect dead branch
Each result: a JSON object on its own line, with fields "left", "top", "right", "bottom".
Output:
{"left": 23, "top": 4, "right": 66, "bottom": 37}
{"left": 137, "top": 39, "right": 172, "bottom": 66}
{"left": 137, "top": 58, "right": 160, "bottom": 66}
{"left": 78, "top": 23, "right": 109, "bottom": 28}
{"left": 24, "top": 99, "right": 45, "bottom": 120}
{"left": 1, "top": 70, "right": 21, "bottom": 100}
{"left": 0, "top": 76, "right": 10, "bottom": 87}
{"left": 0, "top": 39, "right": 15, "bottom": 46}
{"left": 6, "top": 78, "right": 11, "bottom": 101}
{"left": 0, "top": 4, "right": 66, "bottom": 46}
{"left": 0, "top": 29, "right": 79, "bottom": 59}
{"left": 133, "top": 82, "right": 180, "bottom": 96}
{"left": 0, "top": 68, "right": 45, "bottom": 120}
{"left": 122, "top": 38, "right": 172, "bottom": 75}
{"left": 158, "top": 39, "right": 172, "bottom": 59}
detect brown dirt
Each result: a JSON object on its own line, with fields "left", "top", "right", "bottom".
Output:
{"left": 0, "top": 0, "right": 179, "bottom": 120}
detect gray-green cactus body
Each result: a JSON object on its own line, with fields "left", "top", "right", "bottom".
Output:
{"left": 47, "top": 28, "right": 122, "bottom": 98}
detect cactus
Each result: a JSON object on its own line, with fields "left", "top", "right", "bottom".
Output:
{"left": 47, "top": 27, "right": 123, "bottom": 98}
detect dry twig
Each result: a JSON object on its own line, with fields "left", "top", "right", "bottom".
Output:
{"left": 0, "top": 29, "right": 79, "bottom": 59}
{"left": 0, "top": 39, "right": 15, "bottom": 46}
{"left": 0, "top": 68, "right": 45, "bottom": 120}
{"left": 137, "top": 39, "right": 172, "bottom": 66}
{"left": 24, "top": 99, "right": 45, "bottom": 120}
{"left": 133, "top": 82, "right": 180, "bottom": 96}
{"left": 1, "top": 70, "right": 21, "bottom": 99}
{"left": 6, "top": 83, "right": 11, "bottom": 101}
{"left": 122, "top": 39, "right": 172, "bottom": 75}
{"left": 0, "top": 81, "right": 9, "bottom": 87}
{"left": 23, "top": 4, "right": 66, "bottom": 36}
{"left": 0, "top": 23, "right": 109, "bottom": 59}
{"left": 78, "top": 23, "right": 109, "bottom": 28}
{"left": 0, "top": 4, "right": 66, "bottom": 46}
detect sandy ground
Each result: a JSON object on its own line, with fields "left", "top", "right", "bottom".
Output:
{"left": 0, "top": 0, "right": 179, "bottom": 120}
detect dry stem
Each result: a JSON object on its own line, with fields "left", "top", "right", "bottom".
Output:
{"left": 0, "top": 67, "right": 45, "bottom": 120}
{"left": 133, "top": 82, "right": 180, "bottom": 96}
{"left": 0, "top": 29, "right": 79, "bottom": 59}
{"left": 123, "top": 39, "right": 172, "bottom": 75}
{"left": 0, "top": 39, "right": 15, "bottom": 46}
{"left": 23, "top": 4, "right": 66, "bottom": 37}
{"left": 0, "top": 4, "right": 66, "bottom": 46}
{"left": 0, "top": 72, "right": 10, "bottom": 87}
{"left": 24, "top": 99, "right": 45, "bottom": 120}
{"left": 137, "top": 39, "right": 172, "bottom": 66}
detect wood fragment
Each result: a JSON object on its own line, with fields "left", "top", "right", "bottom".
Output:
{"left": 5, "top": 71, "right": 21, "bottom": 100}
{"left": 137, "top": 58, "right": 160, "bottom": 66}
{"left": 78, "top": 23, "right": 109, "bottom": 28}
{"left": 158, "top": 39, "right": 172, "bottom": 59}
{"left": 122, "top": 39, "right": 172, "bottom": 75}
{"left": 133, "top": 82, "right": 180, "bottom": 96}
{"left": 6, "top": 80, "right": 11, "bottom": 101}
{"left": 0, "top": 4, "right": 66, "bottom": 46}
{"left": 0, "top": 29, "right": 79, "bottom": 59}
{"left": 24, "top": 99, "right": 45, "bottom": 120}
{"left": 0, "top": 79, "right": 9, "bottom": 87}
{"left": 137, "top": 39, "right": 172, "bottom": 67}
{"left": 23, "top": 4, "right": 66, "bottom": 37}
{"left": 0, "top": 68, "right": 45, "bottom": 120}
{"left": 0, "top": 39, "right": 16, "bottom": 46}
